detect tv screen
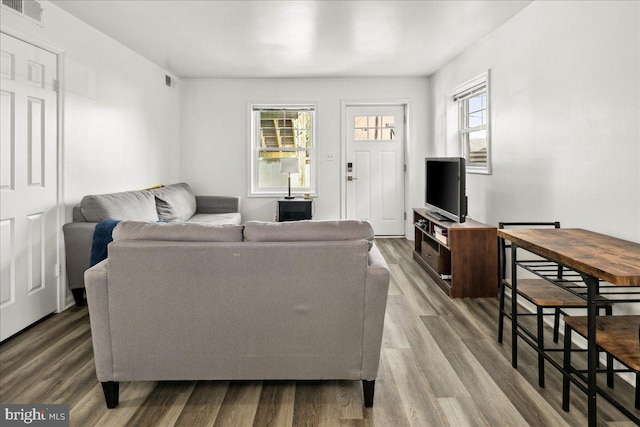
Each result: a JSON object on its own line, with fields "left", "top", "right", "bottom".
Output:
{"left": 425, "top": 157, "right": 467, "bottom": 223}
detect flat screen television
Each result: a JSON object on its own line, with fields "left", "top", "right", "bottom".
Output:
{"left": 425, "top": 157, "right": 467, "bottom": 223}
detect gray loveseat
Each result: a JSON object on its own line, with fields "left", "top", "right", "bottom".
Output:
{"left": 63, "top": 183, "right": 241, "bottom": 305}
{"left": 85, "top": 219, "right": 389, "bottom": 409}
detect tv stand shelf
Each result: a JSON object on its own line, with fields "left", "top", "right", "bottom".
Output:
{"left": 413, "top": 208, "right": 497, "bottom": 298}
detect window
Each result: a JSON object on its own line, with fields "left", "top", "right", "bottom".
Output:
{"left": 250, "top": 105, "right": 315, "bottom": 196}
{"left": 354, "top": 115, "right": 396, "bottom": 141}
{"left": 452, "top": 73, "right": 490, "bottom": 174}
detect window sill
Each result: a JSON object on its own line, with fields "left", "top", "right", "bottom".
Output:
{"left": 248, "top": 193, "right": 318, "bottom": 199}
{"left": 466, "top": 166, "right": 491, "bottom": 175}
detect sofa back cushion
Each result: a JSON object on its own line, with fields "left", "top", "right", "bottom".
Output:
{"left": 113, "top": 220, "right": 244, "bottom": 242}
{"left": 152, "top": 183, "right": 197, "bottom": 221}
{"left": 104, "top": 239, "right": 369, "bottom": 381}
{"left": 243, "top": 220, "right": 374, "bottom": 249}
{"left": 80, "top": 189, "right": 159, "bottom": 222}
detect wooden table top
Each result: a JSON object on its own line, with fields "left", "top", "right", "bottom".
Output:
{"left": 497, "top": 228, "right": 640, "bottom": 286}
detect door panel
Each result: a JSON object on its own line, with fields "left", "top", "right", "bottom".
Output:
{"left": 381, "top": 150, "right": 398, "bottom": 220}
{"left": 1, "top": 90, "right": 14, "bottom": 189}
{"left": 346, "top": 105, "right": 405, "bottom": 236}
{"left": 0, "top": 218, "right": 13, "bottom": 305}
{"left": 1, "top": 33, "right": 58, "bottom": 341}
{"left": 354, "top": 151, "right": 371, "bottom": 219}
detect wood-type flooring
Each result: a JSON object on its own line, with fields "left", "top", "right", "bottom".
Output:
{"left": 1, "top": 238, "right": 638, "bottom": 426}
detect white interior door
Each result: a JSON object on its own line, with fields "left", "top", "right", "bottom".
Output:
{"left": 1, "top": 33, "right": 59, "bottom": 341}
{"left": 345, "top": 105, "right": 405, "bottom": 236}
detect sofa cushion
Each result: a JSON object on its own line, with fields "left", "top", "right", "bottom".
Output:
{"left": 187, "top": 212, "right": 242, "bottom": 225}
{"left": 243, "top": 220, "right": 374, "bottom": 249}
{"left": 152, "top": 183, "right": 197, "bottom": 221}
{"left": 112, "top": 221, "right": 244, "bottom": 242}
{"left": 80, "top": 190, "right": 159, "bottom": 222}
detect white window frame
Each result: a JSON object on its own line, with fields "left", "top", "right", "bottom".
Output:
{"left": 249, "top": 103, "right": 317, "bottom": 197}
{"left": 448, "top": 71, "right": 491, "bottom": 175}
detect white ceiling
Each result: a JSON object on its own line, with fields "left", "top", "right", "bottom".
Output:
{"left": 50, "top": 0, "right": 533, "bottom": 79}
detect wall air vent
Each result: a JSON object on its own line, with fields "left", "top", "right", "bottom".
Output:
{"left": 165, "top": 75, "right": 177, "bottom": 88}
{"left": 2, "top": 0, "right": 43, "bottom": 24}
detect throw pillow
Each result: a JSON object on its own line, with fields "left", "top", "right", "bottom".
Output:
{"left": 152, "top": 183, "right": 197, "bottom": 221}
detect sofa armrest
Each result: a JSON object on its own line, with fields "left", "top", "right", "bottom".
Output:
{"left": 195, "top": 196, "right": 241, "bottom": 214}
{"left": 63, "top": 222, "right": 97, "bottom": 290}
{"left": 72, "top": 205, "right": 86, "bottom": 222}
{"left": 85, "top": 260, "right": 114, "bottom": 381}
{"left": 367, "top": 242, "right": 389, "bottom": 271}
{"left": 362, "top": 243, "right": 390, "bottom": 380}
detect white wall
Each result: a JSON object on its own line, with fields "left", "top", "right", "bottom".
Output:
{"left": 2, "top": 1, "right": 181, "bottom": 305}
{"left": 430, "top": 1, "right": 639, "bottom": 242}
{"left": 1, "top": 1, "right": 182, "bottom": 215}
{"left": 429, "top": 2, "right": 639, "bottom": 386}
{"left": 180, "top": 77, "right": 429, "bottom": 232}
{"left": 430, "top": 0, "right": 639, "bottom": 319}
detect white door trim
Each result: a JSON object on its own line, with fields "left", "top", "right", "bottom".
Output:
{"left": 1, "top": 27, "right": 66, "bottom": 313}
{"left": 340, "top": 99, "right": 410, "bottom": 236}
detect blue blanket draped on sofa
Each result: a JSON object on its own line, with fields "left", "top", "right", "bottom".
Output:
{"left": 90, "top": 219, "right": 121, "bottom": 267}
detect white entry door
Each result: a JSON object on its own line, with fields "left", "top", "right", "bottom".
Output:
{"left": 1, "top": 33, "right": 59, "bottom": 341}
{"left": 345, "top": 105, "right": 405, "bottom": 236}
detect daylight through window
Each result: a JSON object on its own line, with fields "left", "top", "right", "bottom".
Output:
{"left": 250, "top": 105, "right": 315, "bottom": 196}
{"left": 354, "top": 115, "right": 396, "bottom": 141}
{"left": 454, "top": 77, "right": 490, "bottom": 174}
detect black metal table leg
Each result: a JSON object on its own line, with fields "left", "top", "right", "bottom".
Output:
{"left": 562, "top": 321, "right": 572, "bottom": 411}
{"left": 511, "top": 244, "right": 518, "bottom": 369}
{"left": 537, "top": 306, "right": 545, "bottom": 388}
{"left": 584, "top": 274, "right": 598, "bottom": 427}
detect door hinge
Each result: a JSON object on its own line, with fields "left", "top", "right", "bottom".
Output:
{"left": 404, "top": 164, "right": 407, "bottom": 173}
{"left": 54, "top": 264, "right": 61, "bottom": 277}
{"left": 53, "top": 79, "right": 60, "bottom": 93}
{"left": 404, "top": 212, "right": 407, "bottom": 220}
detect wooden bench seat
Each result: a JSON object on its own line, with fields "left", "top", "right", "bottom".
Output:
{"left": 564, "top": 315, "right": 640, "bottom": 371}
{"left": 563, "top": 315, "right": 639, "bottom": 411}
{"left": 505, "top": 278, "right": 592, "bottom": 307}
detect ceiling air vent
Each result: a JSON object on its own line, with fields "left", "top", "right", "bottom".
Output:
{"left": 2, "top": 0, "right": 43, "bottom": 23}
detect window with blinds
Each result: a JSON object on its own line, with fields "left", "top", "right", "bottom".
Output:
{"left": 453, "top": 73, "right": 491, "bottom": 174}
{"left": 250, "top": 105, "right": 316, "bottom": 196}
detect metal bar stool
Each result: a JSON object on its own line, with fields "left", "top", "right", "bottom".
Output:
{"left": 497, "top": 221, "right": 612, "bottom": 388}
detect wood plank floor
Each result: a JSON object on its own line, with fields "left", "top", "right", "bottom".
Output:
{"left": 1, "top": 238, "right": 638, "bottom": 426}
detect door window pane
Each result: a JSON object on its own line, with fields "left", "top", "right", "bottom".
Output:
{"left": 354, "top": 115, "right": 395, "bottom": 141}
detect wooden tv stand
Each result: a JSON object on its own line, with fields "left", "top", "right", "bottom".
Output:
{"left": 413, "top": 208, "right": 497, "bottom": 298}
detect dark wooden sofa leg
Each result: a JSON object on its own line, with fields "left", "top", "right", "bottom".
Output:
{"left": 362, "top": 380, "right": 375, "bottom": 407}
{"left": 101, "top": 381, "right": 120, "bottom": 408}
{"left": 71, "top": 288, "right": 86, "bottom": 306}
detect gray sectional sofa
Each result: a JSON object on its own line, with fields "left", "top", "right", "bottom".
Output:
{"left": 85, "top": 219, "right": 389, "bottom": 409}
{"left": 63, "top": 183, "right": 241, "bottom": 305}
